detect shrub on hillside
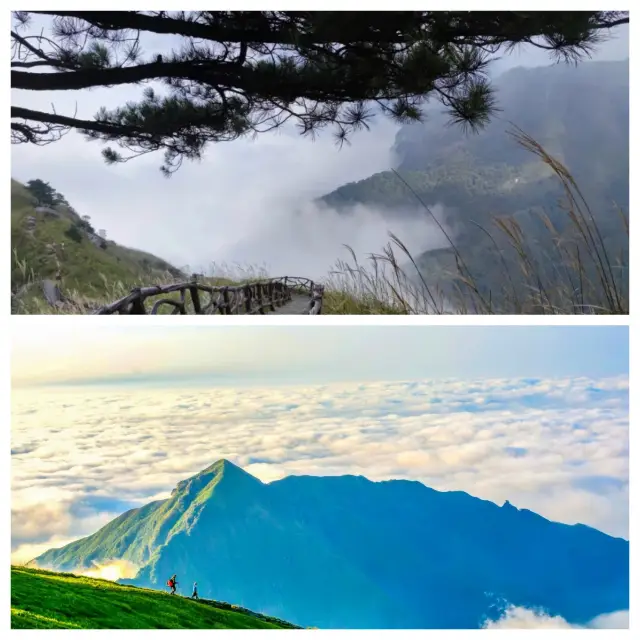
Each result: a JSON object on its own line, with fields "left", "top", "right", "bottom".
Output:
{"left": 64, "top": 224, "right": 84, "bottom": 243}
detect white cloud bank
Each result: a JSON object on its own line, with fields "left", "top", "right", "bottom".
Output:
{"left": 11, "top": 374, "right": 628, "bottom": 565}
{"left": 484, "top": 605, "right": 629, "bottom": 629}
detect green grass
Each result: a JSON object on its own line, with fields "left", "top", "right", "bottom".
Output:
{"left": 11, "top": 566, "right": 298, "bottom": 630}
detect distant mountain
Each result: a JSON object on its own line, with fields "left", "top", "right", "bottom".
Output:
{"left": 319, "top": 60, "right": 629, "bottom": 305}
{"left": 322, "top": 59, "right": 628, "bottom": 215}
{"left": 33, "top": 460, "right": 629, "bottom": 629}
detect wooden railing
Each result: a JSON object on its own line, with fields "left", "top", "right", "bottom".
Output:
{"left": 93, "top": 276, "right": 325, "bottom": 315}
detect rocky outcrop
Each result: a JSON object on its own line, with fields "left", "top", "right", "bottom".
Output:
{"left": 24, "top": 216, "right": 37, "bottom": 234}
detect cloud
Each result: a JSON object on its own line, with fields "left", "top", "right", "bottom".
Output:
{"left": 12, "top": 537, "right": 80, "bottom": 566}
{"left": 11, "top": 16, "right": 627, "bottom": 275}
{"left": 588, "top": 610, "right": 630, "bottom": 629}
{"left": 484, "top": 605, "right": 629, "bottom": 629}
{"left": 12, "top": 84, "right": 401, "bottom": 274}
{"left": 213, "top": 200, "right": 449, "bottom": 280}
{"left": 11, "top": 503, "right": 73, "bottom": 546}
{"left": 11, "top": 374, "right": 628, "bottom": 564}
{"left": 78, "top": 559, "right": 140, "bottom": 582}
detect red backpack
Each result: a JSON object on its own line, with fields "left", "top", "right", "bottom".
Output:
{"left": 167, "top": 579, "right": 175, "bottom": 588}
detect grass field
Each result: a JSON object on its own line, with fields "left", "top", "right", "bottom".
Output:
{"left": 11, "top": 566, "right": 298, "bottom": 630}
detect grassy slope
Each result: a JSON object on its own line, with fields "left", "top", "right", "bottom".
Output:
{"left": 11, "top": 179, "right": 183, "bottom": 309}
{"left": 11, "top": 566, "right": 297, "bottom": 630}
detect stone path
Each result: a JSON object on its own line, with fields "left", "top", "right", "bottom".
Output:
{"left": 267, "top": 293, "right": 312, "bottom": 315}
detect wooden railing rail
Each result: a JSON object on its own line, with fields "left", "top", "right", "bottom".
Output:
{"left": 93, "top": 276, "right": 325, "bottom": 315}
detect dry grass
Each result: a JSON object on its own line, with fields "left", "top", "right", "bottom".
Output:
{"left": 326, "top": 128, "right": 628, "bottom": 315}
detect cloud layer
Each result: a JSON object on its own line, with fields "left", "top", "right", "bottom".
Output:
{"left": 11, "top": 16, "right": 628, "bottom": 273}
{"left": 11, "top": 374, "right": 628, "bottom": 566}
{"left": 484, "top": 606, "right": 629, "bottom": 629}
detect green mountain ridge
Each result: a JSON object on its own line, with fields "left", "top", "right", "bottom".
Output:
{"left": 33, "top": 459, "right": 629, "bottom": 629}
{"left": 31, "top": 461, "right": 261, "bottom": 572}
{"left": 11, "top": 565, "right": 298, "bottom": 629}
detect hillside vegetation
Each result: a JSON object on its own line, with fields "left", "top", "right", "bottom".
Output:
{"left": 10, "top": 179, "right": 183, "bottom": 313}
{"left": 11, "top": 566, "right": 297, "bottom": 629}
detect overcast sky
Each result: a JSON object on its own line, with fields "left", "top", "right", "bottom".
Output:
{"left": 12, "top": 325, "right": 629, "bottom": 572}
{"left": 11, "top": 17, "right": 629, "bottom": 277}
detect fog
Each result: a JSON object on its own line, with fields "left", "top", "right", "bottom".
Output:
{"left": 10, "top": 17, "right": 628, "bottom": 279}
{"left": 213, "top": 202, "right": 449, "bottom": 280}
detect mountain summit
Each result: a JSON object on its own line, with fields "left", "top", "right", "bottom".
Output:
{"left": 34, "top": 462, "right": 629, "bottom": 629}
{"left": 170, "top": 459, "right": 263, "bottom": 497}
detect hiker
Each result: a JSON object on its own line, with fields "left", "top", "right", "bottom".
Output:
{"left": 167, "top": 574, "right": 178, "bottom": 595}
{"left": 191, "top": 581, "right": 199, "bottom": 600}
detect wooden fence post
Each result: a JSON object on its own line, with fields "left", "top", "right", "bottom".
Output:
{"left": 129, "top": 288, "right": 146, "bottom": 314}
{"left": 268, "top": 281, "right": 276, "bottom": 312}
{"left": 221, "top": 287, "right": 230, "bottom": 314}
{"left": 256, "top": 282, "right": 265, "bottom": 314}
{"left": 244, "top": 284, "right": 252, "bottom": 314}
{"left": 189, "top": 276, "right": 202, "bottom": 314}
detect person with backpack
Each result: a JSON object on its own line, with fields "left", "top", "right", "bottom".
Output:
{"left": 167, "top": 574, "right": 178, "bottom": 595}
{"left": 191, "top": 581, "right": 199, "bottom": 600}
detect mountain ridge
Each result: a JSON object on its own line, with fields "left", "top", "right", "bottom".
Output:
{"left": 316, "top": 59, "right": 629, "bottom": 305}
{"left": 33, "top": 460, "right": 629, "bottom": 628}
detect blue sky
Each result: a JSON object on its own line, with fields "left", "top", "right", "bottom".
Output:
{"left": 11, "top": 324, "right": 629, "bottom": 388}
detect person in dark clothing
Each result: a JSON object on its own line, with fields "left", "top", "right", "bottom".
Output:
{"left": 191, "top": 582, "right": 199, "bottom": 600}
{"left": 167, "top": 574, "right": 178, "bottom": 595}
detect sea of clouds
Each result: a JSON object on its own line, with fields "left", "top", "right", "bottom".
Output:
{"left": 11, "top": 374, "right": 628, "bottom": 568}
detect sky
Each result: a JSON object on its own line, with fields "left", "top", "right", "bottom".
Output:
{"left": 10, "top": 15, "right": 629, "bottom": 277}
{"left": 11, "top": 325, "right": 629, "bottom": 568}
{"left": 11, "top": 323, "right": 629, "bottom": 388}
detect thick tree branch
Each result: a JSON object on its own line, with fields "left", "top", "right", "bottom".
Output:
{"left": 36, "top": 10, "right": 419, "bottom": 46}
{"left": 12, "top": 106, "right": 142, "bottom": 137}
{"left": 12, "top": 59, "right": 400, "bottom": 104}
{"left": 11, "top": 10, "right": 629, "bottom": 174}
{"left": 12, "top": 61, "right": 227, "bottom": 91}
